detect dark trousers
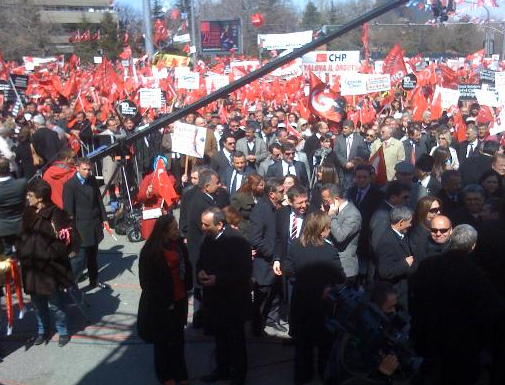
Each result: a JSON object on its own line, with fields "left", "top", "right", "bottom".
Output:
{"left": 253, "top": 281, "right": 280, "bottom": 328}
{"left": 74, "top": 245, "right": 99, "bottom": 284}
{"left": 153, "top": 303, "right": 188, "bottom": 383}
{"left": 214, "top": 319, "right": 247, "bottom": 384}
{"left": 294, "top": 336, "right": 333, "bottom": 385}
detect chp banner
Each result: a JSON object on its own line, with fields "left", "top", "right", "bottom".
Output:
{"left": 302, "top": 51, "right": 360, "bottom": 73}
{"left": 172, "top": 121, "right": 207, "bottom": 158}
{"left": 258, "top": 30, "right": 313, "bottom": 51}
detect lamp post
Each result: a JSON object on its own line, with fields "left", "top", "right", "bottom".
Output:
{"left": 483, "top": 4, "right": 492, "bottom": 57}
{"left": 142, "top": 0, "right": 154, "bottom": 58}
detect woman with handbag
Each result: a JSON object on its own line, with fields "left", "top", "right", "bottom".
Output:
{"left": 137, "top": 214, "right": 192, "bottom": 385}
{"left": 16, "top": 179, "right": 79, "bottom": 347}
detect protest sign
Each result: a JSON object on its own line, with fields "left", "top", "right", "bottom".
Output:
{"left": 402, "top": 73, "right": 417, "bottom": 90}
{"left": 139, "top": 88, "right": 162, "bottom": 109}
{"left": 495, "top": 72, "right": 505, "bottom": 89}
{"left": 366, "top": 74, "right": 391, "bottom": 93}
{"left": 479, "top": 69, "right": 495, "bottom": 84}
{"left": 258, "top": 31, "right": 312, "bottom": 50}
{"left": 205, "top": 74, "right": 229, "bottom": 94}
{"left": 340, "top": 73, "right": 391, "bottom": 95}
{"left": 118, "top": 100, "right": 138, "bottom": 117}
{"left": 173, "top": 33, "right": 191, "bottom": 43}
{"left": 474, "top": 89, "right": 500, "bottom": 107}
{"left": 458, "top": 84, "right": 480, "bottom": 101}
{"left": 302, "top": 51, "right": 360, "bottom": 73}
{"left": 178, "top": 71, "right": 200, "bottom": 90}
{"left": 172, "top": 121, "right": 207, "bottom": 158}
{"left": 433, "top": 86, "right": 460, "bottom": 109}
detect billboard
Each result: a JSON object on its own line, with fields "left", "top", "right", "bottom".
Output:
{"left": 200, "top": 19, "right": 242, "bottom": 54}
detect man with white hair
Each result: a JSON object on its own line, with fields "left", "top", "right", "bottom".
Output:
{"left": 409, "top": 223, "right": 503, "bottom": 385}
{"left": 31, "top": 114, "right": 62, "bottom": 166}
{"left": 0, "top": 123, "right": 17, "bottom": 174}
{"left": 370, "top": 124, "right": 405, "bottom": 181}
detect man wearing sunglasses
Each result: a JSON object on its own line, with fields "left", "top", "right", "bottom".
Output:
{"left": 424, "top": 215, "right": 452, "bottom": 260}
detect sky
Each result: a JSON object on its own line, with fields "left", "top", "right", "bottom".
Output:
{"left": 117, "top": 0, "right": 505, "bottom": 21}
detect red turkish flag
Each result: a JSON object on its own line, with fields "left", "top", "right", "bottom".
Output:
{"left": 152, "top": 158, "right": 179, "bottom": 205}
{"left": 369, "top": 146, "right": 388, "bottom": 186}
{"left": 308, "top": 72, "right": 342, "bottom": 122}
{"left": 430, "top": 92, "right": 443, "bottom": 120}
{"left": 382, "top": 44, "right": 407, "bottom": 85}
{"left": 466, "top": 49, "right": 484, "bottom": 65}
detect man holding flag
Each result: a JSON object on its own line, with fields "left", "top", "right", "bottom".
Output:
{"left": 370, "top": 125, "right": 405, "bottom": 182}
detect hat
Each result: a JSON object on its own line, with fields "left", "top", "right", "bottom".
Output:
{"left": 415, "top": 154, "right": 434, "bottom": 173}
{"left": 33, "top": 114, "right": 45, "bottom": 125}
{"left": 395, "top": 161, "right": 415, "bottom": 174}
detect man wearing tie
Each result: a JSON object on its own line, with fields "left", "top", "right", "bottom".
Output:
{"left": 272, "top": 185, "right": 309, "bottom": 333}
{"left": 210, "top": 133, "right": 236, "bottom": 176}
{"left": 335, "top": 119, "right": 365, "bottom": 190}
{"left": 457, "top": 125, "right": 481, "bottom": 165}
{"left": 403, "top": 127, "right": 427, "bottom": 166}
{"left": 221, "top": 151, "right": 254, "bottom": 196}
{"left": 265, "top": 143, "right": 309, "bottom": 187}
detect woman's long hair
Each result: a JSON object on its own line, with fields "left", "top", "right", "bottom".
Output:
{"left": 237, "top": 173, "right": 263, "bottom": 195}
{"left": 431, "top": 147, "right": 450, "bottom": 181}
{"left": 300, "top": 211, "right": 330, "bottom": 247}
{"left": 141, "top": 213, "right": 177, "bottom": 257}
{"left": 317, "top": 164, "right": 339, "bottom": 185}
{"left": 413, "top": 196, "right": 442, "bottom": 230}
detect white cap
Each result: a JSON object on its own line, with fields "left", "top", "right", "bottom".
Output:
{"left": 32, "top": 114, "right": 45, "bottom": 125}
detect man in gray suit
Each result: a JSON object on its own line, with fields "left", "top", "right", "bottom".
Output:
{"left": 236, "top": 126, "right": 268, "bottom": 171}
{"left": 0, "top": 157, "right": 26, "bottom": 255}
{"left": 321, "top": 183, "right": 362, "bottom": 285}
{"left": 258, "top": 143, "right": 282, "bottom": 177}
{"left": 334, "top": 119, "right": 366, "bottom": 190}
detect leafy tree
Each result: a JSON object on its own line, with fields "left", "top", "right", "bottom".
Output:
{"left": 99, "top": 12, "right": 121, "bottom": 59}
{"left": 152, "top": 0, "right": 165, "bottom": 20}
{"left": 301, "top": 1, "right": 323, "bottom": 30}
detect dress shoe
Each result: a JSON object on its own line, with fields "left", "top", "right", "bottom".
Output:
{"left": 33, "top": 334, "right": 48, "bottom": 345}
{"left": 58, "top": 335, "right": 70, "bottom": 347}
{"left": 200, "top": 372, "right": 230, "bottom": 382}
{"left": 266, "top": 322, "right": 287, "bottom": 333}
{"left": 89, "top": 281, "right": 111, "bottom": 290}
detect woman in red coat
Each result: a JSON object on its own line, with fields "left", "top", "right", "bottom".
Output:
{"left": 137, "top": 156, "right": 178, "bottom": 240}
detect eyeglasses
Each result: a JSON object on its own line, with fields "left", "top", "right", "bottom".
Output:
{"left": 431, "top": 228, "right": 450, "bottom": 234}
{"left": 227, "top": 141, "right": 236, "bottom": 146}
{"left": 428, "top": 207, "right": 441, "bottom": 214}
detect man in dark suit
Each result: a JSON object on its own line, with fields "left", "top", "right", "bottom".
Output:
{"left": 63, "top": 158, "right": 108, "bottom": 289}
{"left": 451, "top": 184, "right": 485, "bottom": 229}
{"left": 459, "top": 140, "right": 498, "bottom": 186}
{"left": 347, "top": 164, "right": 384, "bottom": 283}
{"left": 322, "top": 183, "right": 362, "bottom": 284}
{"left": 179, "top": 165, "right": 205, "bottom": 238}
{"left": 187, "top": 168, "right": 220, "bottom": 328}
{"left": 334, "top": 119, "right": 366, "bottom": 189}
{"left": 436, "top": 170, "right": 463, "bottom": 217}
{"left": 210, "top": 133, "right": 235, "bottom": 176}
{"left": 412, "top": 154, "right": 442, "bottom": 200}
{"left": 273, "top": 185, "right": 309, "bottom": 331}
{"left": 374, "top": 206, "right": 416, "bottom": 310}
{"left": 0, "top": 157, "right": 26, "bottom": 255}
{"left": 370, "top": 181, "right": 411, "bottom": 250}
{"left": 303, "top": 121, "right": 329, "bottom": 169}
{"left": 198, "top": 207, "right": 252, "bottom": 385}
{"left": 220, "top": 151, "right": 255, "bottom": 195}
{"left": 403, "top": 126, "right": 427, "bottom": 166}
{"left": 31, "top": 114, "right": 62, "bottom": 166}
{"left": 266, "top": 142, "right": 309, "bottom": 187}
{"left": 457, "top": 125, "right": 481, "bottom": 165}
{"left": 248, "top": 178, "right": 284, "bottom": 335}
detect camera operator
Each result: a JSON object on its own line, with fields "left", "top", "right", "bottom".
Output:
{"left": 324, "top": 282, "right": 403, "bottom": 385}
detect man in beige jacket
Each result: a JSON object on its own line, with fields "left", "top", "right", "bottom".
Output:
{"left": 370, "top": 125, "right": 406, "bottom": 181}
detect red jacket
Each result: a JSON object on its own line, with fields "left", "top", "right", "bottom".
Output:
{"left": 43, "top": 162, "right": 76, "bottom": 209}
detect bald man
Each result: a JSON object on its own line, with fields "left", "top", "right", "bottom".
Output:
{"left": 426, "top": 215, "right": 452, "bottom": 260}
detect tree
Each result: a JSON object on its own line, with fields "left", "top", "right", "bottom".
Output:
{"left": 114, "top": 2, "right": 144, "bottom": 56}
{"left": 99, "top": 12, "right": 121, "bottom": 59}
{"left": 152, "top": 0, "right": 165, "bottom": 20}
{"left": 301, "top": 1, "right": 323, "bottom": 31}
{"left": 0, "top": 0, "right": 54, "bottom": 60}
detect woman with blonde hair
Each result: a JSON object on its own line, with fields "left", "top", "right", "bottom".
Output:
{"left": 430, "top": 129, "right": 459, "bottom": 170}
{"left": 283, "top": 211, "right": 345, "bottom": 385}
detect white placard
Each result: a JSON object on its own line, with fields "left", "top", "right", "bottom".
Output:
{"left": 490, "top": 107, "right": 505, "bottom": 135}
{"left": 474, "top": 89, "right": 500, "bottom": 107}
{"left": 340, "top": 73, "right": 391, "bottom": 95}
{"left": 258, "top": 30, "right": 313, "bottom": 50}
{"left": 271, "top": 59, "right": 303, "bottom": 77}
{"left": 178, "top": 71, "right": 200, "bottom": 90}
{"left": 174, "top": 66, "right": 190, "bottom": 79}
{"left": 433, "top": 86, "right": 460, "bottom": 109}
{"left": 302, "top": 51, "right": 360, "bottom": 73}
{"left": 374, "top": 60, "right": 384, "bottom": 74}
{"left": 366, "top": 74, "right": 391, "bottom": 93}
{"left": 172, "top": 121, "right": 207, "bottom": 158}
{"left": 205, "top": 75, "right": 229, "bottom": 94}
{"left": 93, "top": 56, "right": 103, "bottom": 64}
{"left": 495, "top": 72, "right": 505, "bottom": 89}
{"left": 173, "top": 33, "right": 191, "bottom": 43}
{"left": 139, "top": 88, "right": 162, "bottom": 109}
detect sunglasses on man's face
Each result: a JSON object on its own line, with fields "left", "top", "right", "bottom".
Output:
{"left": 431, "top": 227, "right": 450, "bottom": 234}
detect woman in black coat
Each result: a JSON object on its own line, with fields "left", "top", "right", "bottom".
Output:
{"left": 137, "top": 214, "right": 192, "bottom": 385}
{"left": 409, "top": 196, "right": 442, "bottom": 262}
{"left": 17, "top": 179, "right": 79, "bottom": 347}
{"left": 283, "top": 211, "right": 345, "bottom": 385}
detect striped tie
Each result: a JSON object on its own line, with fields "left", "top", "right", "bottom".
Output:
{"left": 290, "top": 216, "right": 298, "bottom": 240}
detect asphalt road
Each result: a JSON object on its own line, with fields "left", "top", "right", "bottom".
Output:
{"left": 0, "top": 218, "right": 298, "bottom": 385}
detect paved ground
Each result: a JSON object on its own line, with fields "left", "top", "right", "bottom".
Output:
{"left": 0, "top": 211, "right": 297, "bottom": 385}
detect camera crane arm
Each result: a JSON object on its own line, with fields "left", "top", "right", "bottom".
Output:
{"left": 88, "top": 0, "right": 409, "bottom": 163}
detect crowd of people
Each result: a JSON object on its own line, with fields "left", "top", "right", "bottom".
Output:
{"left": 1, "top": 91, "right": 505, "bottom": 385}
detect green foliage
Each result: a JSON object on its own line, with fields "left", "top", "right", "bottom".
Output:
{"left": 301, "top": 1, "right": 323, "bottom": 30}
